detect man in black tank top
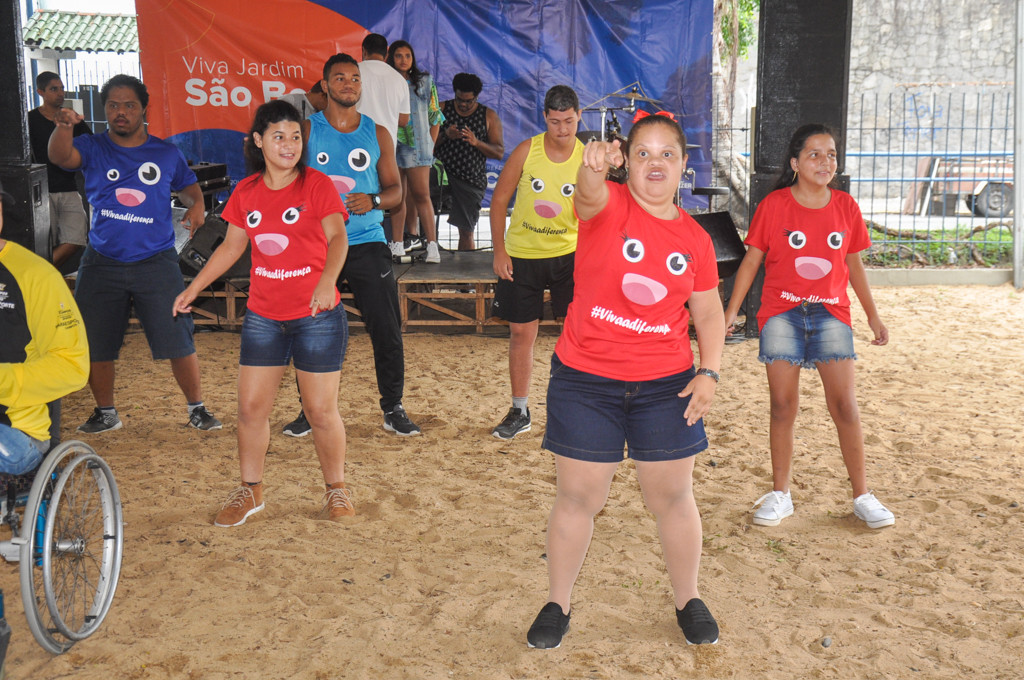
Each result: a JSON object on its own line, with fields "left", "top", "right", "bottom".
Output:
{"left": 434, "top": 73, "right": 504, "bottom": 250}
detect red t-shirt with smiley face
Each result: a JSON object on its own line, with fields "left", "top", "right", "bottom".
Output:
{"left": 555, "top": 182, "right": 719, "bottom": 381}
{"left": 746, "top": 187, "right": 870, "bottom": 330}
{"left": 221, "top": 169, "right": 347, "bottom": 321}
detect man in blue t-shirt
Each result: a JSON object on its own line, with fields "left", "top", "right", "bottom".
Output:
{"left": 48, "top": 74, "right": 221, "bottom": 434}
{"left": 281, "top": 53, "right": 421, "bottom": 438}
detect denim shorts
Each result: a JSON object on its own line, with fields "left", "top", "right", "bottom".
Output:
{"left": 396, "top": 142, "right": 434, "bottom": 169}
{"left": 759, "top": 302, "right": 856, "bottom": 369}
{"left": 239, "top": 306, "right": 347, "bottom": 373}
{"left": 542, "top": 354, "right": 708, "bottom": 463}
{"left": 0, "top": 425, "right": 48, "bottom": 476}
{"left": 75, "top": 246, "right": 195, "bottom": 361}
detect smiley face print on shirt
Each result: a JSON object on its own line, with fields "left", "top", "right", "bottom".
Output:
{"left": 785, "top": 227, "right": 845, "bottom": 280}
{"left": 244, "top": 205, "right": 306, "bottom": 256}
{"left": 106, "top": 161, "right": 162, "bottom": 207}
{"left": 528, "top": 173, "right": 576, "bottom": 219}
{"left": 618, "top": 232, "right": 693, "bottom": 306}
{"left": 314, "top": 148, "right": 371, "bottom": 196}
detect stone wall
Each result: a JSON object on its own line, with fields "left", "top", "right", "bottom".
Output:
{"left": 717, "top": 0, "right": 1016, "bottom": 215}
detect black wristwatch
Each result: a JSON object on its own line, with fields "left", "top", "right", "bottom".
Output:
{"left": 369, "top": 193, "right": 381, "bottom": 208}
{"left": 696, "top": 368, "right": 720, "bottom": 383}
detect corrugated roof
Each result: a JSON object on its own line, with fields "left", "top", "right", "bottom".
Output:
{"left": 23, "top": 9, "right": 138, "bottom": 54}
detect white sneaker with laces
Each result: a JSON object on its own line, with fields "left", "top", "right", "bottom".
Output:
{"left": 389, "top": 241, "right": 406, "bottom": 258}
{"left": 751, "top": 490, "right": 794, "bottom": 526}
{"left": 853, "top": 492, "right": 895, "bottom": 529}
{"left": 424, "top": 241, "right": 441, "bottom": 263}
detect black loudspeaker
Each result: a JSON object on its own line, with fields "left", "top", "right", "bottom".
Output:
{"left": 0, "top": 164, "right": 49, "bottom": 258}
{"left": 753, "top": 0, "right": 852, "bottom": 174}
{"left": 0, "top": 3, "right": 30, "bottom": 163}
{"left": 180, "top": 212, "right": 251, "bottom": 279}
{"left": 691, "top": 211, "right": 746, "bottom": 280}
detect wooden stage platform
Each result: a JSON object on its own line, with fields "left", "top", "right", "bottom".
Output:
{"left": 184, "top": 250, "right": 558, "bottom": 333}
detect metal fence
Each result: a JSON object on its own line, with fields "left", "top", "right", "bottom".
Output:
{"left": 709, "top": 88, "right": 1015, "bottom": 268}
{"left": 847, "top": 89, "right": 1014, "bottom": 267}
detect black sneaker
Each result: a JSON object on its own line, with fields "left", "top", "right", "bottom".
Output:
{"left": 404, "top": 235, "right": 425, "bottom": 252}
{"left": 282, "top": 410, "right": 312, "bottom": 437}
{"left": 383, "top": 405, "right": 421, "bottom": 436}
{"left": 492, "top": 407, "right": 531, "bottom": 440}
{"left": 527, "top": 602, "right": 570, "bottom": 649}
{"left": 676, "top": 598, "right": 719, "bottom": 645}
{"left": 77, "top": 408, "right": 122, "bottom": 433}
{"left": 188, "top": 405, "right": 223, "bottom": 431}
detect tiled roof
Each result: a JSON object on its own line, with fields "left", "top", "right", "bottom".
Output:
{"left": 23, "top": 10, "right": 138, "bottom": 54}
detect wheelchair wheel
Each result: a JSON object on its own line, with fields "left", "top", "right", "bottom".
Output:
{"left": 19, "top": 441, "right": 124, "bottom": 653}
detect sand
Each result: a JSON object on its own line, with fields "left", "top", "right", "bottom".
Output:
{"left": 3, "top": 283, "right": 1023, "bottom": 679}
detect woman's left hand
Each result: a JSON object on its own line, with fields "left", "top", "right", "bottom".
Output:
{"left": 679, "top": 375, "right": 717, "bottom": 426}
{"left": 868, "top": 317, "right": 889, "bottom": 346}
{"left": 309, "top": 282, "right": 338, "bottom": 317}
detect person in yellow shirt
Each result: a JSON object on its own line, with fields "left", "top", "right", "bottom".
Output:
{"left": 0, "top": 179, "right": 89, "bottom": 473}
{"left": 489, "top": 85, "right": 583, "bottom": 440}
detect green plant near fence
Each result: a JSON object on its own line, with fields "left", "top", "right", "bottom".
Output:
{"left": 864, "top": 222, "right": 1014, "bottom": 267}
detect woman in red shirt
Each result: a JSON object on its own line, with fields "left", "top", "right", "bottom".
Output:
{"left": 174, "top": 100, "right": 353, "bottom": 527}
{"left": 724, "top": 123, "right": 894, "bottom": 530}
{"left": 526, "top": 114, "right": 725, "bottom": 649}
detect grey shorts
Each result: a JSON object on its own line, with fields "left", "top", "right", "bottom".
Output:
{"left": 446, "top": 174, "right": 486, "bottom": 232}
{"left": 49, "top": 191, "right": 89, "bottom": 247}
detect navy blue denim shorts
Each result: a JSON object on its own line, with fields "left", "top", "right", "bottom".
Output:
{"left": 75, "top": 246, "right": 195, "bottom": 362}
{"left": 758, "top": 302, "right": 856, "bottom": 369}
{"left": 239, "top": 306, "right": 347, "bottom": 373}
{"left": 542, "top": 353, "right": 708, "bottom": 463}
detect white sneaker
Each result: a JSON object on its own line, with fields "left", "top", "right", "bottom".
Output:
{"left": 424, "top": 241, "right": 441, "bottom": 263}
{"left": 389, "top": 241, "right": 406, "bottom": 258}
{"left": 751, "top": 490, "right": 794, "bottom": 526}
{"left": 853, "top": 492, "right": 895, "bottom": 529}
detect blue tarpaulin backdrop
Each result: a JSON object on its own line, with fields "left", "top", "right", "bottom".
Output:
{"left": 168, "top": 0, "right": 712, "bottom": 208}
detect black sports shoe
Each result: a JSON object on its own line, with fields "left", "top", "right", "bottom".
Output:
{"left": 188, "top": 405, "right": 223, "bottom": 431}
{"left": 403, "top": 235, "right": 425, "bottom": 252}
{"left": 492, "top": 407, "right": 531, "bottom": 440}
{"left": 383, "top": 404, "right": 421, "bottom": 436}
{"left": 527, "top": 602, "right": 570, "bottom": 649}
{"left": 77, "top": 407, "right": 122, "bottom": 433}
{"left": 283, "top": 410, "right": 312, "bottom": 437}
{"left": 676, "top": 598, "right": 719, "bottom": 645}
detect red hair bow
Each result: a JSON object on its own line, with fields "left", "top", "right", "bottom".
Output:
{"left": 632, "top": 109, "right": 676, "bottom": 123}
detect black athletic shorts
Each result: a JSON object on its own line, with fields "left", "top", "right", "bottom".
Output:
{"left": 492, "top": 252, "right": 575, "bottom": 323}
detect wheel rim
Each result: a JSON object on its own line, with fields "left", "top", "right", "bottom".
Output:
{"left": 42, "top": 453, "right": 123, "bottom": 641}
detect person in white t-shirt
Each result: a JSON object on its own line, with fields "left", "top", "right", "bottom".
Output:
{"left": 355, "top": 33, "right": 409, "bottom": 152}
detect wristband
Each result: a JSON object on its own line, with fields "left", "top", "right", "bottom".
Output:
{"left": 696, "top": 368, "right": 720, "bottom": 383}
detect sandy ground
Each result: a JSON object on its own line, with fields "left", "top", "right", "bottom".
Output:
{"left": 3, "top": 284, "right": 1023, "bottom": 679}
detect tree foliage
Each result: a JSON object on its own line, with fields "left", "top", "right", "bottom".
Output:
{"left": 720, "top": 0, "right": 759, "bottom": 60}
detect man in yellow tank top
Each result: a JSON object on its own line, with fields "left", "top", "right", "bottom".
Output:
{"left": 489, "top": 86, "right": 583, "bottom": 440}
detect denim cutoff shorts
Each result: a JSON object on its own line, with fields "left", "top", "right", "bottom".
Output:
{"left": 239, "top": 306, "right": 347, "bottom": 373}
{"left": 758, "top": 302, "right": 856, "bottom": 369}
{"left": 396, "top": 142, "right": 434, "bottom": 169}
{"left": 542, "top": 353, "right": 708, "bottom": 463}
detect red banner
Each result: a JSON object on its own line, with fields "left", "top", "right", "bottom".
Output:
{"left": 136, "top": 0, "right": 367, "bottom": 137}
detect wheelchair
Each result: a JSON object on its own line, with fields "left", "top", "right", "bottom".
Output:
{"left": 0, "top": 440, "right": 124, "bottom": 655}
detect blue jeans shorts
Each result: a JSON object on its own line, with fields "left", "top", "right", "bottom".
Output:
{"left": 397, "top": 142, "right": 434, "bottom": 169}
{"left": 542, "top": 353, "right": 708, "bottom": 463}
{"left": 759, "top": 302, "right": 856, "bottom": 369}
{"left": 0, "top": 425, "right": 48, "bottom": 476}
{"left": 239, "top": 306, "right": 347, "bottom": 373}
{"left": 75, "top": 246, "right": 196, "bottom": 361}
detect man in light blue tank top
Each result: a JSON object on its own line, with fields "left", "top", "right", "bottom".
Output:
{"left": 283, "top": 53, "right": 422, "bottom": 438}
